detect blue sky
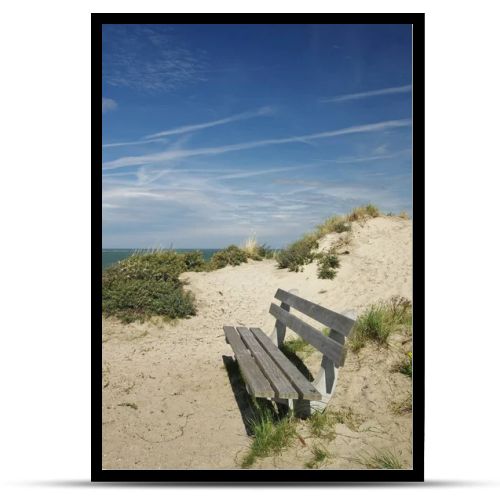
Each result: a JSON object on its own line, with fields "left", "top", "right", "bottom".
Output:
{"left": 102, "top": 24, "right": 412, "bottom": 249}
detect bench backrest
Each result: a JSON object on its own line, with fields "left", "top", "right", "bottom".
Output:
{"left": 269, "top": 288, "right": 355, "bottom": 366}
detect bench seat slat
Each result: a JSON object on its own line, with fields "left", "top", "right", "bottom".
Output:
{"left": 237, "top": 327, "right": 299, "bottom": 400}
{"left": 250, "top": 328, "right": 322, "bottom": 401}
{"left": 223, "top": 326, "right": 274, "bottom": 398}
{"left": 269, "top": 303, "right": 346, "bottom": 366}
{"left": 275, "top": 288, "right": 355, "bottom": 337}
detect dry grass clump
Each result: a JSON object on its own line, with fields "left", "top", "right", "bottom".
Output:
{"left": 305, "top": 445, "right": 331, "bottom": 469}
{"left": 356, "top": 449, "right": 404, "bottom": 469}
{"left": 308, "top": 406, "right": 362, "bottom": 439}
{"left": 241, "top": 236, "right": 274, "bottom": 261}
{"left": 347, "top": 204, "right": 380, "bottom": 222}
{"left": 316, "top": 215, "right": 351, "bottom": 237}
{"left": 391, "top": 393, "right": 412, "bottom": 415}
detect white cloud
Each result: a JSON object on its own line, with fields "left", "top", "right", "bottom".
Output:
{"left": 145, "top": 106, "right": 274, "bottom": 139}
{"left": 103, "top": 25, "right": 206, "bottom": 93}
{"left": 102, "top": 97, "right": 117, "bottom": 114}
{"left": 321, "top": 85, "right": 412, "bottom": 103}
{"left": 103, "top": 118, "right": 411, "bottom": 170}
{"left": 103, "top": 138, "right": 166, "bottom": 148}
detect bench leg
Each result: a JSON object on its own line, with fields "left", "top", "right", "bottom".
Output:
{"left": 274, "top": 398, "right": 294, "bottom": 415}
{"left": 294, "top": 357, "right": 338, "bottom": 417}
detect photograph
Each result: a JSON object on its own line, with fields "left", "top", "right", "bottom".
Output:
{"left": 97, "top": 18, "right": 423, "bottom": 481}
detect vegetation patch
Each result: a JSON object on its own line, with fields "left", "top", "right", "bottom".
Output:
{"left": 182, "top": 250, "right": 206, "bottom": 271}
{"left": 316, "top": 215, "right": 351, "bottom": 237}
{"left": 282, "top": 337, "right": 313, "bottom": 356}
{"left": 347, "top": 204, "right": 380, "bottom": 222}
{"left": 349, "top": 296, "right": 412, "bottom": 352}
{"left": 241, "top": 406, "right": 298, "bottom": 468}
{"left": 305, "top": 445, "right": 331, "bottom": 469}
{"left": 209, "top": 245, "right": 248, "bottom": 269}
{"left": 329, "top": 407, "right": 363, "bottom": 431}
{"left": 356, "top": 449, "right": 403, "bottom": 469}
{"left": 102, "top": 250, "right": 196, "bottom": 323}
{"left": 395, "top": 351, "right": 413, "bottom": 377}
{"left": 240, "top": 235, "right": 274, "bottom": 261}
{"left": 308, "top": 410, "right": 337, "bottom": 439}
{"left": 276, "top": 204, "right": 381, "bottom": 274}
{"left": 317, "top": 247, "right": 340, "bottom": 279}
{"left": 391, "top": 393, "right": 412, "bottom": 415}
{"left": 276, "top": 233, "right": 319, "bottom": 272}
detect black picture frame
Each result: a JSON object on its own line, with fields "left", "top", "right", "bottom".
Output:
{"left": 93, "top": 13, "right": 424, "bottom": 483}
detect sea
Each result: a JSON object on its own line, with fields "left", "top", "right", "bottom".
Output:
{"left": 102, "top": 249, "right": 221, "bottom": 270}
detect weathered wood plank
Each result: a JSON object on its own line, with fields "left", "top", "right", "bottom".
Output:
{"left": 269, "top": 303, "right": 346, "bottom": 365}
{"left": 237, "top": 327, "right": 299, "bottom": 400}
{"left": 250, "top": 328, "right": 322, "bottom": 401}
{"left": 275, "top": 288, "right": 355, "bottom": 337}
{"left": 223, "top": 326, "right": 274, "bottom": 398}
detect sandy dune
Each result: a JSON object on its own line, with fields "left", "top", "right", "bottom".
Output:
{"left": 102, "top": 216, "right": 413, "bottom": 469}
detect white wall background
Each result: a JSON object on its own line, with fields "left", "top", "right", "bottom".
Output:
{"left": 1, "top": 1, "right": 499, "bottom": 498}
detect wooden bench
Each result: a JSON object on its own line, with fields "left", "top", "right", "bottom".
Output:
{"left": 224, "top": 288, "right": 356, "bottom": 415}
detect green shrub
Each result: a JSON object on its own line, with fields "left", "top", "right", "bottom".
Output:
{"left": 317, "top": 248, "right": 340, "bottom": 279}
{"left": 210, "top": 245, "right": 248, "bottom": 269}
{"left": 182, "top": 250, "right": 206, "bottom": 271}
{"left": 316, "top": 215, "right": 351, "bottom": 237}
{"left": 102, "top": 250, "right": 196, "bottom": 323}
{"left": 103, "top": 250, "right": 187, "bottom": 283}
{"left": 276, "top": 234, "right": 318, "bottom": 272}
{"left": 255, "top": 244, "right": 274, "bottom": 259}
{"left": 102, "top": 277, "right": 195, "bottom": 323}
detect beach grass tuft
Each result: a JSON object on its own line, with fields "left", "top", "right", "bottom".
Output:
{"left": 349, "top": 296, "right": 412, "bottom": 352}
{"left": 241, "top": 406, "right": 298, "bottom": 468}
{"left": 305, "top": 445, "right": 331, "bottom": 469}
{"left": 356, "top": 449, "right": 404, "bottom": 469}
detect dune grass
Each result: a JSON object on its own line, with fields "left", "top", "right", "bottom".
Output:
{"left": 282, "top": 337, "right": 313, "bottom": 356}
{"left": 356, "top": 449, "right": 404, "bottom": 469}
{"left": 305, "top": 445, "right": 331, "bottom": 469}
{"left": 276, "top": 204, "right": 381, "bottom": 275}
{"left": 308, "top": 410, "right": 337, "bottom": 439}
{"left": 308, "top": 406, "right": 362, "bottom": 440}
{"left": 241, "top": 406, "right": 298, "bottom": 468}
{"left": 349, "top": 296, "right": 412, "bottom": 352}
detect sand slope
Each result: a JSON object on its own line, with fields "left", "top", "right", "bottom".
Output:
{"left": 102, "top": 216, "right": 412, "bottom": 469}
